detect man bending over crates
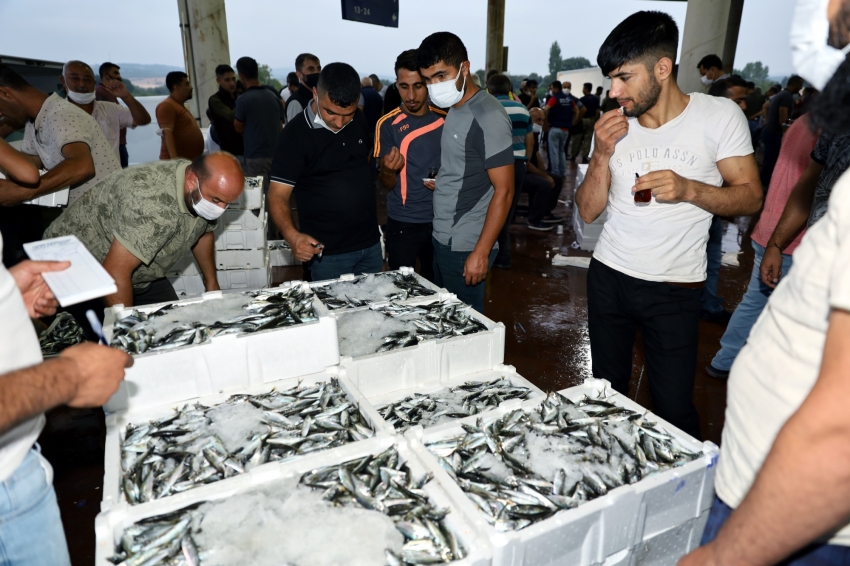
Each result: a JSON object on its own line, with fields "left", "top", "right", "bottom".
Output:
{"left": 43, "top": 153, "right": 244, "bottom": 333}
{"left": 269, "top": 62, "right": 382, "bottom": 281}
{"left": 575, "top": 11, "right": 762, "bottom": 440}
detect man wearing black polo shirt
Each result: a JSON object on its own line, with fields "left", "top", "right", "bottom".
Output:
{"left": 376, "top": 49, "right": 445, "bottom": 282}
{"left": 269, "top": 62, "right": 381, "bottom": 282}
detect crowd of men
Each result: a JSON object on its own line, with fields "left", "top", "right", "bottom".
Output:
{"left": 2, "top": 0, "right": 850, "bottom": 562}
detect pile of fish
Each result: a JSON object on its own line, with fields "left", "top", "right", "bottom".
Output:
{"left": 268, "top": 241, "right": 291, "bottom": 251}
{"left": 109, "top": 286, "right": 316, "bottom": 355}
{"left": 39, "top": 313, "right": 85, "bottom": 355}
{"left": 119, "top": 378, "right": 374, "bottom": 505}
{"left": 378, "top": 378, "right": 534, "bottom": 432}
{"left": 111, "top": 446, "right": 465, "bottom": 566}
{"left": 300, "top": 446, "right": 466, "bottom": 564}
{"left": 373, "top": 301, "right": 488, "bottom": 352}
{"left": 425, "top": 391, "right": 701, "bottom": 532}
{"left": 315, "top": 272, "right": 437, "bottom": 310}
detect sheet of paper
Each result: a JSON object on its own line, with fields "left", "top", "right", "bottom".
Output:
{"left": 23, "top": 235, "right": 117, "bottom": 307}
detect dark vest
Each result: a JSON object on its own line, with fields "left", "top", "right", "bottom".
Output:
{"left": 286, "top": 85, "right": 313, "bottom": 119}
{"left": 208, "top": 88, "right": 244, "bottom": 155}
{"left": 548, "top": 91, "right": 573, "bottom": 129}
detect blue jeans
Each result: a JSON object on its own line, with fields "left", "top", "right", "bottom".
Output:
{"left": 548, "top": 128, "right": 568, "bottom": 177}
{"left": 307, "top": 241, "right": 383, "bottom": 282}
{"left": 0, "top": 449, "right": 70, "bottom": 566}
{"left": 701, "top": 497, "right": 850, "bottom": 564}
{"left": 432, "top": 238, "right": 497, "bottom": 313}
{"left": 711, "top": 241, "right": 793, "bottom": 371}
{"left": 701, "top": 215, "right": 724, "bottom": 314}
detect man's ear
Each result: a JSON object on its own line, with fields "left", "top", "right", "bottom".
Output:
{"left": 656, "top": 57, "right": 674, "bottom": 82}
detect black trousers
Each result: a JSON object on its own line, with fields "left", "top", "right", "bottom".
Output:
{"left": 587, "top": 258, "right": 702, "bottom": 439}
{"left": 0, "top": 205, "right": 45, "bottom": 267}
{"left": 523, "top": 173, "right": 558, "bottom": 223}
{"left": 495, "top": 160, "right": 527, "bottom": 266}
{"left": 385, "top": 217, "right": 434, "bottom": 282}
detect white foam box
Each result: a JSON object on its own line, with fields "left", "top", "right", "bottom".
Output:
{"left": 406, "top": 378, "right": 719, "bottom": 566}
{"left": 167, "top": 273, "right": 205, "bottom": 299}
{"left": 268, "top": 240, "right": 301, "bottom": 267}
{"left": 310, "top": 268, "right": 447, "bottom": 311}
{"left": 24, "top": 187, "right": 70, "bottom": 207}
{"left": 214, "top": 247, "right": 267, "bottom": 270}
{"left": 216, "top": 264, "right": 271, "bottom": 290}
{"left": 365, "top": 365, "right": 546, "bottom": 433}
{"left": 102, "top": 282, "right": 340, "bottom": 415}
{"left": 229, "top": 175, "right": 263, "bottom": 210}
{"left": 214, "top": 197, "right": 267, "bottom": 251}
{"left": 95, "top": 434, "right": 491, "bottom": 566}
{"left": 336, "top": 294, "right": 506, "bottom": 399}
{"left": 100, "top": 366, "right": 392, "bottom": 513}
{"left": 573, "top": 201, "right": 608, "bottom": 252}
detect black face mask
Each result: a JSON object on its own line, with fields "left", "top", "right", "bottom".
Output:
{"left": 303, "top": 73, "right": 320, "bottom": 88}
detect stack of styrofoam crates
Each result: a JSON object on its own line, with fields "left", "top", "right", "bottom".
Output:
{"left": 268, "top": 240, "right": 301, "bottom": 267}
{"left": 573, "top": 164, "right": 608, "bottom": 251}
{"left": 167, "top": 177, "right": 270, "bottom": 298}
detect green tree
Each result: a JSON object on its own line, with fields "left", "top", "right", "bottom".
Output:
{"left": 733, "top": 61, "right": 775, "bottom": 92}
{"left": 561, "top": 57, "right": 592, "bottom": 72}
{"left": 258, "top": 64, "right": 283, "bottom": 92}
{"left": 548, "top": 42, "right": 563, "bottom": 77}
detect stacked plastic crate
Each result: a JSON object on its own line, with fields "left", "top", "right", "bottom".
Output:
{"left": 167, "top": 176, "right": 270, "bottom": 298}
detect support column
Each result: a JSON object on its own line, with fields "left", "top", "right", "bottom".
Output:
{"left": 485, "top": 0, "right": 506, "bottom": 73}
{"left": 679, "top": 0, "right": 745, "bottom": 94}
{"left": 176, "top": 0, "right": 230, "bottom": 127}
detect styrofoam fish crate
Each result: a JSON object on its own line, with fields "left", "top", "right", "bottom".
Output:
{"left": 310, "top": 268, "right": 445, "bottom": 307}
{"left": 406, "top": 377, "right": 719, "bottom": 566}
{"left": 167, "top": 274, "right": 204, "bottom": 299}
{"left": 101, "top": 366, "right": 392, "bottom": 513}
{"left": 215, "top": 248, "right": 267, "bottom": 270}
{"left": 604, "top": 509, "right": 708, "bottom": 566}
{"left": 24, "top": 187, "right": 70, "bottom": 207}
{"left": 167, "top": 251, "right": 199, "bottom": 277}
{"left": 269, "top": 240, "right": 301, "bottom": 267}
{"left": 95, "top": 435, "right": 491, "bottom": 566}
{"left": 215, "top": 255, "right": 271, "bottom": 290}
{"left": 365, "top": 365, "right": 545, "bottom": 433}
{"left": 573, "top": 202, "right": 607, "bottom": 252}
{"left": 338, "top": 294, "right": 506, "bottom": 398}
{"left": 214, "top": 198, "right": 267, "bottom": 251}
{"left": 229, "top": 175, "right": 263, "bottom": 209}
{"left": 102, "top": 282, "right": 340, "bottom": 415}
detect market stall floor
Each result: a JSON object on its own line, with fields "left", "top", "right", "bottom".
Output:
{"left": 41, "top": 161, "right": 753, "bottom": 564}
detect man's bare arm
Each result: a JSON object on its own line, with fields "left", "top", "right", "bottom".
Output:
{"left": 464, "top": 163, "right": 514, "bottom": 286}
{"left": 0, "top": 139, "right": 39, "bottom": 184}
{"left": 101, "top": 237, "right": 142, "bottom": 307}
{"left": 191, "top": 232, "right": 220, "bottom": 292}
{"left": 576, "top": 108, "right": 627, "bottom": 223}
{"left": 0, "top": 142, "right": 95, "bottom": 205}
{"left": 161, "top": 129, "right": 178, "bottom": 160}
{"left": 680, "top": 309, "right": 850, "bottom": 566}
{"left": 768, "top": 160, "right": 822, "bottom": 249}
{"left": 234, "top": 119, "right": 245, "bottom": 134}
{"left": 268, "top": 181, "right": 320, "bottom": 263}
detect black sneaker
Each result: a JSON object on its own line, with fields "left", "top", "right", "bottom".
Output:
{"left": 700, "top": 309, "right": 733, "bottom": 324}
{"left": 527, "top": 220, "right": 554, "bottom": 231}
{"left": 542, "top": 214, "right": 564, "bottom": 224}
{"left": 705, "top": 364, "right": 730, "bottom": 379}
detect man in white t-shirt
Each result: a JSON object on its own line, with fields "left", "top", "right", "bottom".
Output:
{"left": 61, "top": 60, "right": 151, "bottom": 161}
{"left": 0, "top": 235, "right": 130, "bottom": 563}
{"left": 576, "top": 11, "right": 762, "bottom": 439}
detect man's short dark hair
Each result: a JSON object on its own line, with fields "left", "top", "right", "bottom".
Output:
{"left": 317, "top": 62, "right": 361, "bottom": 107}
{"left": 488, "top": 73, "right": 513, "bottom": 96}
{"left": 486, "top": 69, "right": 499, "bottom": 81}
{"left": 726, "top": 74, "right": 748, "bottom": 89}
{"left": 597, "top": 11, "right": 679, "bottom": 76}
{"left": 215, "top": 64, "right": 234, "bottom": 78}
{"left": 98, "top": 62, "right": 119, "bottom": 79}
{"left": 286, "top": 72, "right": 299, "bottom": 87}
{"left": 583, "top": 82, "right": 593, "bottom": 91}
{"left": 746, "top": 81, "right": 755, "bottom": 89}
{"left": 787, "top": 75, "right": 804, "bottom": 88}
{"left": 166, "top": 71, "right": 188, "bottom": 92}
{"left": 0, "top": 65, "right": 29, "bottom": 91}
{"left": 527, "top": 79, "right": 538, "bottom": 88}
{"left": 697, "top": 54, "right": 723, "bottom": 71}
{"left": 550, "top": 81, "right": 562, "bottom": 91}
{"left": 708, "top": 81, "right": 729, "bottom": 97}
{"left": 235, "top": 57, "right": 259, "bottom": 80}
{"left": 417, "top": 32, "right": 468, "bottom": 71}
{"left": 295, "top": 53, "right": 319, "bottom": 73}
{"left": 369, "top": 73, "right": 380, "bottom": 82}
{"left": 394, "top": 49, "right": 419, "bottom": 76}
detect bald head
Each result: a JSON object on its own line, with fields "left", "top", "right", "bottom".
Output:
{"left": 361, "top": 76, "right": 373, "bottom": 88}
{"left": 530, "top": 107, "right": 545, "bottom": 125}
{"left": 185, "top": 152, "right": 245, "bottom": 211}
{"left": 61, "top": 60, "right": 96, "bottom": 97}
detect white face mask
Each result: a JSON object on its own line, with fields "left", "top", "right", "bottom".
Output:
{"left": 563, "top": 88, "right": 571, "bottom": 96}
{"left": 427, "top": 67, "right": 466, "bottom": 108}
{"left": 191, "top": 182, "right": 225, "bottom": 221}
{"left": 312, "top": 98, "right": 349, "bottom": 134}
{"left": 532, "top": 123, "right": 543, "bottom": 134}
{"left": 67, "top": 90, "right": 96, "bottom": 104}
{"left": 700, "top": 75, "right": 714, "bottom": 86}
{"left": 791, "top": 0, "right": 850, "bottom": 90}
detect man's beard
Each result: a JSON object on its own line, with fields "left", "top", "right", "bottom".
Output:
{"left": 829, "top": 1, "right": 850, "bottom": 49}
{"left": 623, "top": 74, "right": 662, "bottom": 118}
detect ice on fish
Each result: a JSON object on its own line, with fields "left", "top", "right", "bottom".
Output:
{"left": 337, "top": 308, "right": 419, "bottom": 358}
{"left": 314, "top": 271, "right": 437, "bottom": 310}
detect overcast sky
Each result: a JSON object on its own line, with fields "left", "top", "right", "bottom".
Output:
{"left": 0, "top": 0, "right": 798, "bottom": 78}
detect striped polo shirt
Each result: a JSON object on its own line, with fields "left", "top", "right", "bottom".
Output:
{"left": 494, "top": 94, "right": 533, "bottom": 161}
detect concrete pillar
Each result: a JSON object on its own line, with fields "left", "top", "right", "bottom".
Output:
{"left": 176, "top": 0, "right": 230, "bottom": 127}
{"left": 678, "top": 0, "right": 745, "bottom": 94}
{"left": 485, "top": 0, "right": 506, "bottom": 73}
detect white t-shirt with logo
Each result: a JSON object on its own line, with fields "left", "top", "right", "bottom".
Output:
{"left": 593, "top": 93, "right": 753, "bottom": 282}
{"left": 0, "top": 235, "right": 45, "bottom": 481}
{"left": 716, "top": 169, "right": 850, "bottom": 546}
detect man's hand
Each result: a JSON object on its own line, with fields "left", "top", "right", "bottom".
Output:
{"left": 545, "top": 175, "right": 556, "bottom": 188}
{"left": 381, "top": 147, "right": 405, "bottom": 175}
{"left": 59, "top": 343, "right": 132, "bottom": 408}
{"left": 289, "top": 232, "right": 322, "bottom": 263}
{"left": 637, "top": 170, "right": 694, "bottom": 204}
{"left": 101, "top": 77, "right": 131, "bottom": 99}
{"left": 678, "top": 543, "right": 725, "bottom": 566}
{"left": 592, "top": 109, "right": 628, "bottom": 157}
{"left": 463, "top": 250, "right": 490, "bottom": 286}
{"left": 761, "top": 245, "right": 784, "bottom": 288}
{"left": 423, "top": 179, "right": 436, "bottom": 191}
{"left": 9, "top": 260, "right": 70, "bottom": 318}
{"left": 0, "top": 178, "right": 32, "bottom": 207}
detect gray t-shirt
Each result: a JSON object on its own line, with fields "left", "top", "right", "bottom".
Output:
{"left": 235, "top": 86, "right": 285, "bottom": 159}
{"left": 433, "top": 90, "right": 513, "bottom": 252}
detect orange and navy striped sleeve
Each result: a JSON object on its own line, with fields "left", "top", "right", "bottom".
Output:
{"left": 373, "top": 108, "right": 402, "bottom": 158}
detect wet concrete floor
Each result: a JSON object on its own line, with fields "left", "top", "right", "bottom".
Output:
{"left": 42, "top": 161, "right": 754, "bottom": 564}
